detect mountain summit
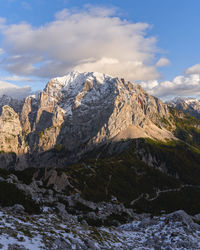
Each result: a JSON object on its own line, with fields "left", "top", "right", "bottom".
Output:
{"left": 0, "top": 71, "right": 175, "bottom": 168}
{"left": 167, "top": 97, "right": 200, "bottom": 119}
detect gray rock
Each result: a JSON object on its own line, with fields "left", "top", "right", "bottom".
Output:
{"left": 194, "top": 213, "right": 200, "bottom": 221}
{"left": 53, "top": 238, "right": 72, "bottom": 250}
{"left": 0, "top": 177, "right": 5, "bottom": 182}
{"left": 16, "top": 183, "right": 38, "bottom": 201}
{"left": 8, "top": 174, "right": 18, "bottom": 183}
{"left": 11, "top": 204, "right": 25, "bottom": 213}
{"left": 48, "top": 189, "right": 53, "bottom": 196}
{"left": 55, "top": 202, "right": 75, "bottom": 222}
{"left": 166, "top": 210, "right": 200, "bottom": 230}
{"left": 7, "top": 244, "right": 29, "bottom": 250}
{"left": 35, "top": 180, "right": 43, "bottom": 187}
{"left": 139, "top": 217, "right": 157, "bottom": 228}
{"left": 55, "top": 202, "right": 66, "bottom": 214}
{"left": 86, "top": 239, "right": 99, "bottom": 250}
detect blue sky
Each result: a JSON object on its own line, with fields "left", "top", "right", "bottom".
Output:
{"left": 0, "top": 0, "right": 200, "bottom": 99}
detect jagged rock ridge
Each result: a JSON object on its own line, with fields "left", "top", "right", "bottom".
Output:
{"left": 0, "top": 71, "right": 174, "bottom": 169}
{"left": 167, "top": 97, "right": 200, "bottom": 119}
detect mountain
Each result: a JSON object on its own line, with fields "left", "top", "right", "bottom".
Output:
{"left": 0, "top": 71, "right": 174, "bottom": 169}
{"left": 167, "top": 97, "right": 200, "bottom": 119}
{"left": 1, "top": 71, "right": 200, "bottom": 218}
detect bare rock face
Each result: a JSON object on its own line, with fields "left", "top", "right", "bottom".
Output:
{"left": 43, "top": 169, "right": 72, "bottom": 191}
{"left": 0, "top": 105, "right": 22, "bottom": 153}
{"left": 20, "top": 95, "right": 38, "bottom": 133}
{"left": 0, "top": 71, "right": 175, "bottom": 169}
{"left": 167, "top": 97, "right": 200, "bottom": 119}
{"left": 42, "top": 72, "right": 172, "bottom": 154}
{"left": 0, "top": 95, "right": 23, "bottom": 113}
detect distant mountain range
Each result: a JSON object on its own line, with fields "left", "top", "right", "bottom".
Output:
{"left": 167, "top": 97, "right": 200, "bottom": 119}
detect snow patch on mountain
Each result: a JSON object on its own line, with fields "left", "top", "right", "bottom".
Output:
{"left": 168, "top": 97, "right": 200, "bottom": 105}
{"left": 53, "top": 71, "right": 115, "bottom": 87}
{"left": 167, "top": 96, "right": 200, "bottom": 119}
{"left": 46, "top": 71, "right": 119, "bottom": 115}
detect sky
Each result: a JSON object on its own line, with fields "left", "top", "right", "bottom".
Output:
{"left": 0, "top": 0, "right": 200, "bottom": 99}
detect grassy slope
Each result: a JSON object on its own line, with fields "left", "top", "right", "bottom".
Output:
{"left": 56, "top": 136, "right": 200, "bottom": 215}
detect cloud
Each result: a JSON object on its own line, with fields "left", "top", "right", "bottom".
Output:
{"left": 0, "top": 75, "right": 34, "bottom": 82}
{"left": 184, "top": 64, "right": 200, "bottom": 75}
{"left": 0, "top": 81, "right": 31, "bottom": 99}
{"left": 0, "top": 18, "right": 6, "bottom": 29}
{"left": 0, "top": 7, "right": 160, "bottom": 81}
{"left": 156, "top": 57, "right": 171, "bottom": 67}
{"left": 141, "top": 64, "right": 200, "bottom": 98}
{"left": 0, "top": 48, "right": 4, "bottom": 55}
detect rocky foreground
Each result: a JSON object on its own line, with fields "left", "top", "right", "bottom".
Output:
{"left": 0, "top": 172, "right": 200, "bottom": 249}
{"left": 0, "top": 206, "right": 200, "bottom": 250}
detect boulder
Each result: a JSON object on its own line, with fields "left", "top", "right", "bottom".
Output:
{"left": 165, "top": 210, "right": 200, "bottom": 230}
{"left": 7, "top": 244, "right": 29, "bottom": 250}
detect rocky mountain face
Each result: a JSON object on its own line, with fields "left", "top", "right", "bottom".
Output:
{"left": 167, "top": 97, "right": 200, "bottom": 119}
{"left": 1, "top": 72, "right": 200, "bottom": 249}
{"left": 0, "top": 71, "right": 174, "bottom": 169}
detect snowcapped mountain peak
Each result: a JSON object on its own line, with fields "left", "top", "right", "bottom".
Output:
{"left": 167, "top": 96, "right": 200, "bottom": 119}
{"left": 169, "top": 97, "right": 199, "bottom": 105}
{"left": 43, "top": 71, "right": 120, "bottom": 113}
{"left": 0, "top": 94, "right": 24, "bottom": 113}
{"left": 184, "top": 98, "right": 199, "bottom": 104}
{"left": 52, "top": 71, "right": 116, "bottom": 89}
{"left": 45, "top": 71, "right": 118, "bottom": 102}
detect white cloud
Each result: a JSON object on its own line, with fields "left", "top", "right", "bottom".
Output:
{"left": 0, "top": 7, "right": 160, "bottom": 80}
{"left": 0, "top": 81, "right": 31, "bottom": 99}
{"left": 0, "top": 75, "right": 34, "bottom": 82}
{"left": 0, "top": 48, "right": 4, "bottom": 55}
{"left": 0, "top": 18, "right": 6, "bottom": 30}
{"left": 156, "top": 57, "right": 171, "bottom": 67}
{"left": 140, "top": 80, "right": 159, "bottom": 89}
{"left": 142, "top": 65, "right": 200, "bottom": 98}
{"left": 184, "top": 64, "right": 200, "bottom": 75}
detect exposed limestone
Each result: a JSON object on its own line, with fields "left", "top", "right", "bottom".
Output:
{"left": 0, "top": 106, "right": 23, "bottom": 154}
{"left": 44, "top": 169, "right": 72, "bottom": 191}
{"left": 167, "top": 97, "right": 200, "bottom": 119}
{"left": 0, "top": 71, "right": 176, "bottom": 169}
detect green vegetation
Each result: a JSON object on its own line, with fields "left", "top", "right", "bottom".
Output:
{"left": 137, "top": 139, "right": 200, "bottom": 184}
{"left": 13, "top": 168, "right": 38, "bottom": 185}
{"left": 134, "top": 186, "right": 200, "bottom": 215}
{"left": 0, "top": 182, "right": 41, "bottom": 214}
{"left": 0, "top": 168, "right": 9, "bottom": 179}
{"left": 38, "top": 131, "right": 44, "bottom": 138}
{"left": 55, "top": 144, "right": 62, "bottom": 152}
{"left": 5, "top": 137, "right": 11, "bottom": 143}
{"left": 170, "top": 107, "right": 200, "bottom": 149}
{"left": 22, "top": 130, "right": 28, "bottom": 137}
{"left": 54, "top": 137, "right": 200, "bottom": 215}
